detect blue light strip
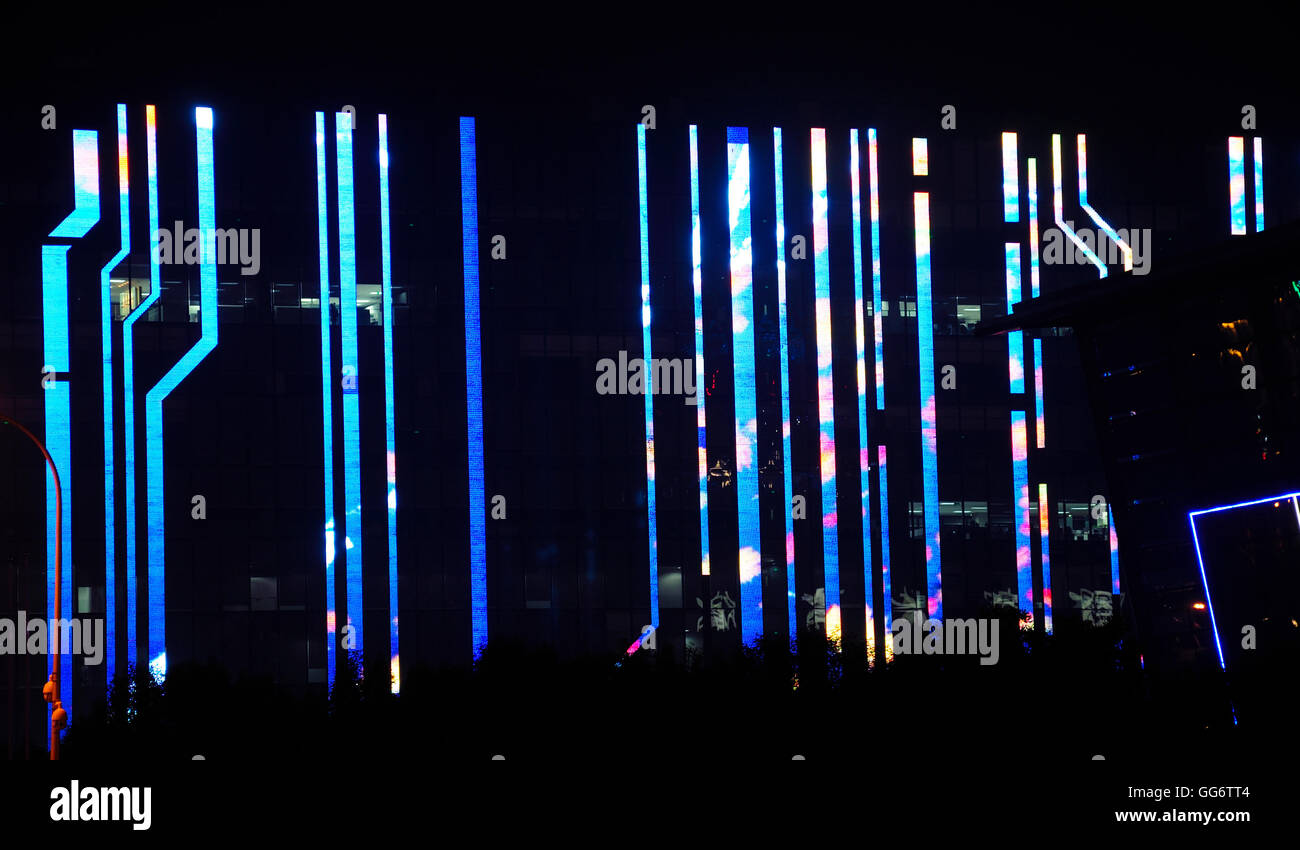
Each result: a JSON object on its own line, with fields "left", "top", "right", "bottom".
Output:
{"left": 868, "top": 129, "right": 884, "bottom": 411}
{"left": 100, "top": 105, "right": 130, "bottom": 686}
{"left": 462, "top": 117, "right": 488, "bottom": 658}
{"left": 1001, "top": 132, "right": 1019, "bottom": 222}
{"left": 1033, "top": 337, "right": 1046, "bottom": 449}
{"left": 1011, "top": 411, "right": 1031, "bottom": 617}
{"left": 811, "top": 128, "right": 841, "bottom": 638}
{"left": 123, "top": 105, "right": 161, "bottom": 673}
{"left": 726, "top": 127, "right": 761, "bottom": 645}
{"left": 1006, "top": 243, "right": 1024, "bottom": 394}
{"left": 1188, "top": 514, "right": 1227, "bottom": 670}
{"left": 45, "top": 128, "right": 99, "bottom": 727}
{"left": 378, "top": 115, "right": 400, "bottom": 692}
{"left": 314, "top": 112, "right": 337, "bottom": 689}
{"left": 1253, "top": 137, "right": 1264, "bottom": 232}
{"left": 850, "top": 129, "right": 874, "bottom": 656}
{"left": 913, "top": 146, "right": 941, "bottom": 619}
{"left": 1108, "top": 506, "right": 1120, "bottom": 596}
{"left": 1052, "top": 134, "right": 1106, "bottom": 277}
{"left": 1228, "top": 137, "right": 1246, "bottom": 236}
{"left": 774, "top": 128, "right": 796, "bottom": 638}
{"left": 637, "top": 124, "right": 659, "bottom": 629}
{"left": 689, "top": 125, "right": 710, "bottom": 579}
{"left": 877, "top": 444, "right": 891, "bottom": 639}
{"left": 144, "top": 107, "right": 217, "bottom": 681}
{"left": 336, "top": 111, "right": 364, "bottom": 665}
{"left": 1076, "top": 135, "right": 1132, "bottom": 272}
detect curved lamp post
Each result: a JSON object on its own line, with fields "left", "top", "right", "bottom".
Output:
{"left": 0, "top": 412, "right": 64, "bottom": 759}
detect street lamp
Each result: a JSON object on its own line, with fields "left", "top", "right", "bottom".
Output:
{"left": 0, "top": 412, "right": 64, "bottom": 760}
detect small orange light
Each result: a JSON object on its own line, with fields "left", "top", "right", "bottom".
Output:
{"left": 1192, "top": 602, "right": 1207, "bottom": 610}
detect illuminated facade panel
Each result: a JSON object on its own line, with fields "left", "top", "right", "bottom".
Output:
{"left": 877, "top": 444, "right": 891, "bottom": 638}
{"left": 1038, "top": 482, "right": 1052, "bottom": 633}
{"left": 314, "top": 111, "right": 337, "bottom": 688}
{"left": 1077, "top": 135, "right": 1132, "bottom": 271}
{"left": 335, "top": 111, "right": 364, "bottom": 664}
{"left": 636, "top": 124, "right": 659, "bottom": 629}
{"left": 1006, "top": 243, "right": 1024, "bottom": 394}
{"left": 1033, "top": 338, "right": 1045, "bottom": 449}
{"left": 726, "top": 127, "right": 761, "bottom": 644}
{"left": 850, "top": 129, "right": 874, "bottom": 653}
{"left": 811, "top": 128, "right": 841, "bottom": 638}
{"left": 1027, "top": 157, "right": 1040, "bottom": 298}
{"left": 100, "top": 105, "right": 129, "bottom": 686}
{"left": 144, "top": 106, "right": 218, "bottom": 681}
{"left": 1052, "top": 134, "right": 1105, "bottom": 276}
{"left": 1228, "top": 136, "right": 1246, "bottom": 236}
{"left": 1011, "top": 411, "right": 1031, "bottom": 614}
{"left": 378, "top": 114, "right": 399, "bottom": 692}
{"left": 913, "top": 174, "right": 941, "bottom": 619}
{"left": 868, "top": 128, "right": 884, "bottom": 410}
{"left": 774, "top": 128, "right": 796, "bottom": 637}
{"left": 1001, "top": 131, "right": 1019, "bottom": 222}
{"left": 462, "top": 117, "right": 488, "bottom": 658}
{"left": 689, "top": 125, "right": 710, "bottom": 578}
{"left": 1253, "top": 136, "right": 1263, "bottom": 232}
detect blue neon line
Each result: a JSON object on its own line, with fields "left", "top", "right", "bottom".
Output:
{"left": 1188, "top": 515, "right": 1227, "bottom": 670}
{"left": 336, "top": 111, "right": 364, "bottom": 664}
{"left": 123, "top": 105, "right": 161, "bottom": 674}
{"left": 1190, "top": 491, "right": 1300, "bottom": 517}
{"left": 727, "top": 127, "right": 761, "bottom": 645}
{"left": 462, "top": 117, "right": 487, "bottom": 659}
{"left": 1228, "top": 137, "right": 1246, "bottom": 236}
{"left": 1253, "top": 137, "right": 1264, "bottom": 232}
{"left": 378, "top": 114, "right": 399, "bottom": 692}
{"left": 868, "top": 129, "right": 884, "bottom": 411}
{"left": 100, "top": 105, "right": 130, "bottom": 686}
{"left": 850, "top": 129, "right": 874, "bottom": 650}
{"left": 637, "top": 124, "right": 659, "bottom": 629}
{"left": 689, "top": 126, "right": 710, "bottom": 580}
{"left": 914, "top": 181, "right": 941, "bottom": 619}
{"left": 42, "top": 246, "right": 77, "bottom": 726}
{"left": 144, "top": 107, "right": 217, "bottom": 682}
{"left": 774, "top": 127, "right": 796, "bottom": 639}
{"left": 315, "top": 112, "right": 336, "bottom": 689}
{"left": 811, "top": 128, "right": 841, "bottom": 632}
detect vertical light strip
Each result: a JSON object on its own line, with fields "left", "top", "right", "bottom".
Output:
{"left": 727, "top": 127, "right": 761, "bottom": 644}
{"left": 144, "top": 106, "right": 218, "bottom": 681}
{"left": 1252, "top": 137, "right": 1264, "bottom": 232}
{"left": 1027, "top": 157, "right": 1040, "bottom": 298}
{"left": 461, "top": 117, "right": 488, "bottom": 658}
{"left": 314, "top": 112, "right": 337, "bottom": 689}
{"left": 774, "top": 128, "right": 796, "bottom": 638}
{"left": 123, "top": 105, "right": 161, "bottom": 672}
{"left": 811, "top": 128, "right": 841, "bottom": 640}
{"left": 1108, "top": 507, "right": 1121, "bottom": 595}
{"left": 335, "top": 111, "right": 364, "bottom": 665}
{"left": 101, "top": 105, "right": 129, "bottom": 686}
{"left": 1038, "top": 482, "right": 1052, "bottom": 633}
{"left": 689, "top": 125, "right": 710, "bottom": 578}
{"left": 1033, "top": 338, "right": 1045, "bottom": 449}
{"left": 1001, "top": 132, "right": 1019, "bottom": 222}
{"left": 636, "top": 124, "right": 659, "bottom": 629}
{"left": 850, "top": 129, "right": 874, "bottom": 657}
{"left": 911, "top": 138, "right": 928, "bottom": 177}
{"left": 913, "top": 140, "right": 941, "bottom": 619}
{"left": 1076, "top": 135, "right": 1132, "bottom": 271}
{"left": 45, "top": 129, "right": 100, "bottom": 727}
{"left": 1006, "top": 244, "right": 1024, "bottom": 394}
{"left": 378, "top": 115, "right": 399, "bottom": 693}
{"left": 1011, "top": 412, "right": 1031, "bottom": 617}
{"left": 1228, "top": 137, "right": 1246, "bottom": 236}
{"left": 877, "top": 444, "right": 891, "bottom": 643}
{"left": 868, "top": 128, "right": 884, "bottom": 410}
{"left": 1052, "top": 134, "right": 1106, "bottom": 276}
